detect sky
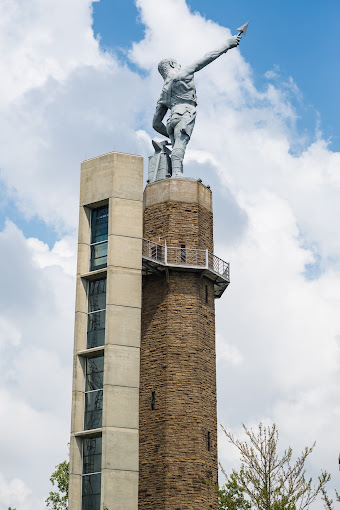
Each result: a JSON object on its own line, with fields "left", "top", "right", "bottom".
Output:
{"left": 0, "top": 0, "right": 339, "bottom": 508}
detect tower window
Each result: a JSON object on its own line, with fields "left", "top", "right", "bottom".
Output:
{"left": 82, "top": 436, "right": 102, "bottom": 510}
{"left": 87, "top": 278, "right": 106, "bottom": 349}
{"left": 180, "top": 244, "right": 186, "bottom": 262}
{"left": 208, "top": 431, "right": 211, "bottom": 451}
{"left": 151, "top": 391, "right": 155, "bottom": 410}
{"left": 90, "top": 205, "right": 108, "bottom": 271}
{"left": 84, "top": 354, "right": 104, "bottom": 430}
{"left": 205, "top": 285, "right": 208, "bottom": 304}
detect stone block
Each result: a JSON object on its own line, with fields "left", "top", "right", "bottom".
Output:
{"left": 70, "top": 390, "right": 84, "bottom": 433}
{"left": 73, "top": 312, "right": 87, "bottom": 353}
{"left": 75, "top": 277, "right": 88, "bottom": 313}
{"left": 111, "top": 153, "right": 143, "bottom": 203}
{"left": 144, "top": 177, "right": 212, "bottom": 212}
{"left": 78, "top": 206, "right": 91, "bottom": 244}
{"left": 107, "top": 235, "right": 142, "bottom": 271}
{"left": 106, "top": 268, "right": 141, "bottom": 309}
{"left": 80, "top": 152, "right": 143, "bottom": 206}
{"left": 80, "top": 157, "right": 114, "bottom": 206}
{"left": 109, "top": 197, "right": 143, "bottom": 239}
{"left": 76, "top": 243, "right": 90, "bottom": 276}
{"left": 69, "top": 435, "right": 82, "bottom": 475}
{"left": 104, "top": 345, "right": 140, "bottom": 389}
{"left": 102, "top": 427, "right": 139, "bottom": 472}
{"left": 101, "top": 469, "right": 138, "bottom": 510}
{"left": 68, "top": 474, "right": 82, "bottom": 510}
{"left": 72, "top": 353, "right": 85, "bottom": 392}
{"left": 105, "top": 304, "right": 141, "bottom": 348}
{"left": 102, "top": 385, "right": 139, "bottom": 429}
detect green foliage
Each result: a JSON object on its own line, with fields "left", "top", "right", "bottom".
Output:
{"left": 8, "top": 507, "right": 16, "bottom": 510}
{"left": 46, "top": 459, "right": 69, "bottom": 510}
{"left": 322, "top": 488, "right": 340, "bottom": 510}
{"left": 218, "top": 471, "right": 251, "bottom": 510}
{"left": 221, "top": 423, "right": 330, "bottom": 510}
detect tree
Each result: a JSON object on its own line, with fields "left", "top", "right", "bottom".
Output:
{"left": 218, "top": 471, "right": 251, "bottom": 510}
{"left": 322, "top": 489, "right": 340, "bottom": 510}
{"left": 46, "top": 458, "right": 69, "bottom": 510}
{"left": 220, "top": 423, "right": 330, "bottom": 510}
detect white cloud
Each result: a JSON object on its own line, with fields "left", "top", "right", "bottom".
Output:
{"left": 0, "top": 317, "right": 21, "bottom": 348}
{"left": 0, "top": 221, "right": 73, "bottom": 503}
{"left": 0, "top": 473, "right": 45, "bottom": 510}
{"left": 0, "top": 0, "right": 106, "bottom": 105}
{"left": 27, "top": 235, "right": 77, "bottom": 276}
{"left": 0, "top": 0, "right": 339, "bottom": 506}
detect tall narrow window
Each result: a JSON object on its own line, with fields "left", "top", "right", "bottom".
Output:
{"left": 90, "top": 206, "right": 108, "bottom": 271}
{"left": 205, "top": 285, "right": 208, "bottom": 304}
{"left": 84, "top": 355, "right": 104, "bottom": 430}
{"left": 82, "top": 436, "right": 102, "bottom": 510}
{"left": 87, "top": 278, "right": 106, "bottom": 349}
{"left": 151, "top": 391, "right": 155, "bottom": 410}
{"left": 181, "top": 244, "right": 186, "bottom": 263}
{"left": 207, "top": 431, "right": 211, "bottom": 451}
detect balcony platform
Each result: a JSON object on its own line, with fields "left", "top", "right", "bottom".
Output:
{"left": 142, "top": 238, "right": 230, "bottom": 298}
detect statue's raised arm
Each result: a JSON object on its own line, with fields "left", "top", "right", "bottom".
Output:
{"left": 183, "top": 35, "right": 240, "bottom": 76}
{"left": 152, "top": 23, "right": 248, "bottom": 179}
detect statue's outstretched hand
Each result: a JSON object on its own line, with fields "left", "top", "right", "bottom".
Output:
{"left": 226, "top": 35, "right": 241, "bottom": 49}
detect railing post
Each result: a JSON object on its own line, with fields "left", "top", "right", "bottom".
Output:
{"left": 206, "top": 249, "right": 209, "bottom": 268}
{"left": 164, "top": 245, "right": 167, "bottom": 264}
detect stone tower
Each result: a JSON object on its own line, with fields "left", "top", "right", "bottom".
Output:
{"left": 68, "top": 153, "right": 230, "bottom": 510}
{"left": 139, "top": 178, "right": 229, "bottom": 509}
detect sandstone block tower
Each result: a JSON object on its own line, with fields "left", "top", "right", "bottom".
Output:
{"left": 69, "top": 152, "right": 230, "bottom": 510}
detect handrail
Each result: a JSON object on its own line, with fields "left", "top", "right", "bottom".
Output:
{"left": 142, "top": 238, "right": 229, "bottom": 281}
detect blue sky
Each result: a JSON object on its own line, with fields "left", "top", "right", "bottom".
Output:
{"left": 0, "top": 1, "right": 340, "bottom": 509}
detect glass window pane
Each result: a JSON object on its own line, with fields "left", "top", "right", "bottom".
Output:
{"left": 82, "top": 473, "right": 101, "bottom": 510}
{"left": 83, "top": 473, "right": 101, "bottom": 494}
{"left": 90, "top": 242, "right": 108, "bottom": 271}
{"left": 88, "top": 280, "right": 106, "bottom": 312}
{"left": 86, "top": 356, "right": 104, "bottom": 392}
{"left": 84, "top": 390, "right": 103, "bottom": 430}
{"left": 91, "top": 206, "right": 108, "bottom": 244}
{"left": 87, "top": 311, "right": 105, "bottom": 349}
{"left": 82, "top": 494, "right": 101, "bottom": 510}
{"left": 83, "top": 437, "right": 102, "bottom": 474}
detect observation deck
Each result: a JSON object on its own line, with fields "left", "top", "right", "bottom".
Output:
{"left": 142, "top": 238, "right": 230, "bottom": 298}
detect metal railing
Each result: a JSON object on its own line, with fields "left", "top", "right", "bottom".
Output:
{"left": 142, "top": 238, "right": 229, "bottom": 281}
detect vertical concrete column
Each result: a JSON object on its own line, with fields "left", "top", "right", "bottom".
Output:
{"left": 69, "top": 152, "right": 143, "bottom": 510}
{"left": 139, "top": 178, "right": 218, "bottom": 510}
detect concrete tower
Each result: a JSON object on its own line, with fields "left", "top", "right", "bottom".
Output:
{"left": 69, "top": 152, "right": 230, "bottom": 510}
{"left": 69, "top": 152, "right": 144, "bottom": 510}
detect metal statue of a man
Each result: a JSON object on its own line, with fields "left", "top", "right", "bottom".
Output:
{"left": 152, "top": 26, "right": 248, "bottom": 177}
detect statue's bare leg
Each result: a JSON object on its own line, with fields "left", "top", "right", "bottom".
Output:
{"left": 170, "top": 126, "right": 189, "bottom": 177}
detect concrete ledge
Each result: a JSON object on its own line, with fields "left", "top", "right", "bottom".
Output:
{"left": 74, "top": 428, "right": 102, "bottom": 438}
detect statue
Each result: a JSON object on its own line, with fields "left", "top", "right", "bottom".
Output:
{"left": 150, "top": 23, "right": 249, "bottom": 180}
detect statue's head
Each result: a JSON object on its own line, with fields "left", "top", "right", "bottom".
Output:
{"left": 158, "top": 58, "right": 181, "bottom": 79}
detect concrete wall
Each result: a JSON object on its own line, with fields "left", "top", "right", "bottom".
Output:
{"left": 69, "top": 152, "right": 143, "bottom": 510}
